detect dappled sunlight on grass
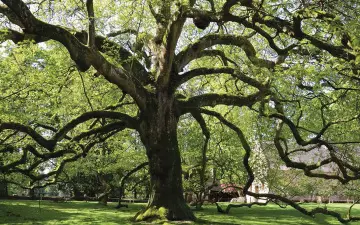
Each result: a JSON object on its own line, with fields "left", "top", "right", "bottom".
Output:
{"left": 0, "top": 200, "right": 141, "bottom": 224}
{"left": 0, "top": 200, "right": 359, "bottom": 224}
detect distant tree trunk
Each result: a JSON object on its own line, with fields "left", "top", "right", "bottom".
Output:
{"left": 145, "top": 185, "right": 150, "bottom": 199}
{"left": 116, "top": 162, "right": 148, "bottom": 209}
{"left": 191, "top": 111, "right": 210, "bottom": 210}
{"left": 29, "top": 188, "right": 35, "bottom": 199}
{"left": 116, "top": 187, "right": 126, "bottom": 208}
{"left": 133, "top": 189, "right": 137, "bottom": 199}
{"left": 135, "top": 93, "right": 195, "bottom": 221}
{"left": 98, "top": 192, "right": 110, "bottom": 205}
{"left": 98, "top": 175, "right": 111, "bottom": 206}
{"left": 73, "top": 187, "right": 82, "bottom": 200}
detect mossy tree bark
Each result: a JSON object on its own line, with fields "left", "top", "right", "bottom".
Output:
{"left": 135, "top": 92, "right": 195, "bottom": 221}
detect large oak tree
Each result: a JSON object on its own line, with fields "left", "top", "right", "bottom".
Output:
{"left": 1, "top": 0, "right": 360, "bottom": 222}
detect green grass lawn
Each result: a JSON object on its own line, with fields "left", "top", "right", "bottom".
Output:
{"left": 0, "top": 200, "right": 359, "bottom": 225}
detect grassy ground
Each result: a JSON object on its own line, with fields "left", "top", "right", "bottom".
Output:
{"left": 0, "top": 200, "right": 359, "bottom": 225}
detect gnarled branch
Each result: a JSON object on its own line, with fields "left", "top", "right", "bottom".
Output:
{"left": 175, "top": 34, "right": 275, "bottom": 71}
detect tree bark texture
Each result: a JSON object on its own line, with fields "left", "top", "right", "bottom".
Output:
{"left": 98, "top": 175, "right": 111, "bottom": 206}
{"left": 135, "top": 92, "right": 195, "bottom": 221}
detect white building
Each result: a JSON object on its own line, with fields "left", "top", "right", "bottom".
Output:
{"left": 246, "top": 179, "right": 269, "bottom": 203}
{"left": 246, "top": 143, "right": 269, "bottom": 203}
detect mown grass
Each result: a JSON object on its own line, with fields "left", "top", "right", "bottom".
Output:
{"left": 0, "top": 200, "right": 359, "bottom": 225}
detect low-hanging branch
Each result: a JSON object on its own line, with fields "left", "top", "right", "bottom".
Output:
{"left": 215, "top": 201, "right": 270, "bottom": 214}
{"left": 266, "top": 98, "right": 360, "bottom": 183}
{"left": 3, "top": 129, "right": 121, "bottom": 188}
{"left": 0, "top": 122, "right": 55, "bottom": 150}
{"left": 0, "top": 111, "right": 138, "bottom": 152}
{"left": 199, "top": 108, "right": 360, "bottom": 223}
{"left": 0, "top": 118, "right": 134, "bottom": 177}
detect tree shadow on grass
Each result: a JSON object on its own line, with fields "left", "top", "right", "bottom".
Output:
{"left": 195, "top": 205, "right": 335, "bottom": 225}
{"left": 194, "top": 218, "right": 243, "bottom": 225}
{"left": 0, "top": 202, "right": 79, "bottom": 224}
{"left": 0, "top": 201, "right": 147, "bottom": 225}
{"left": 230, "top": 207, "right": 333, "bottom": 225}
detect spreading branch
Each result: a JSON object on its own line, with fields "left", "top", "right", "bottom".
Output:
{"left": 0, "top": 0, "right": 149, "bottom": 109}
{"left": 179, "top": 89, "right": 269, "bottom": 114}
{"left": 174, "top": 67, "right": 267, "bottom": 91}
{"left": 176, "top": 34, "right": 275, "bottom": 71}
{"left": 0, "top": 111, "right": 138, "bottom": 175}
{"left": 201, "top": 108, "right": 360, "bottom": 223}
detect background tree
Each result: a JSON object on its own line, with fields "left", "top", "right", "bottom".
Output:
{"left": 1, "top": 0, "right": 360, "bottom": 223}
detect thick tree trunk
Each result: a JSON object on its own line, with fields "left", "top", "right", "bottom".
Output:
{"left": 135, "top": 93, "right": 195, "bottom": 221}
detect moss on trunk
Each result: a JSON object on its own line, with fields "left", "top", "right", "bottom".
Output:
{"left": 136, "top": 94, "right": 195, "bottom": 221}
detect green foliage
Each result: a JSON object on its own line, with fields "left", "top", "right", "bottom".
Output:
{"left": 1, "top": 0, "right": 360, "bottom": 221}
